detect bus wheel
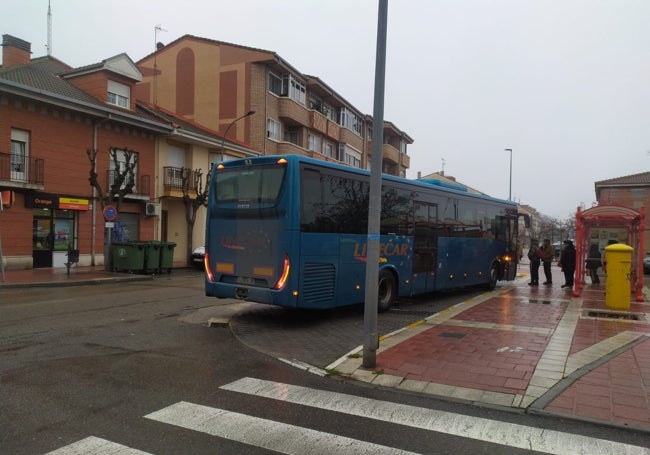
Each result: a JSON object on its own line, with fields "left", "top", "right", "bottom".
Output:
{"left": 378, "top": 270, "right": 396, "bottom": 312}
{"left": 486, "top": 265, "right": 498, "bottom": 290}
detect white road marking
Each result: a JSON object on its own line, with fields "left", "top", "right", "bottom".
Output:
{"left": 145, "top": 401, "right": 418, "bottom": 455}
{"left": 45, "top": 436, "right": 152, "bottom": 455}
{"left": 220, "top": 377, "right": 650, "bottom": 455}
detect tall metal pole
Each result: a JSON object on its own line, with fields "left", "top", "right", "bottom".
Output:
{"left": 220, "top": 110, "right": 256, "bottom": 161}
{"left": 505, "top": 148, "right": 512, "bottom": 201}
{"left": 363, "top": 0, "right": 388, "bottom": 368}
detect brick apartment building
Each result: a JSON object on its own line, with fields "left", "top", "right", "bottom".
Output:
{"left": 595, "top": 171, "right": 650, "bottom": 254}
{"left": 135, "top": 35, "right": 412, "bottom": 177}
{"left": 0, "top": 35, "right": 170, "bottom": 270}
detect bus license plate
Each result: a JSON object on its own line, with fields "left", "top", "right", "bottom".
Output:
{"left": 236, "top": 276, "right": 254, "bottom": 285}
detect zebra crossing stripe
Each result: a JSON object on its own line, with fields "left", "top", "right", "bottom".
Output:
{"left": 145, "top": 401, "right": 418, "bottom": 455}
{"left": 220, "top": 377, "right": 650, "bottom": 455}
{"left": 45, "top": 436, "right": 153, "bottom": 454}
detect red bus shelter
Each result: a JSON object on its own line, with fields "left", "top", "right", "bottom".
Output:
{"left": 573, "top": 205, "right": 645, "bottom": 302}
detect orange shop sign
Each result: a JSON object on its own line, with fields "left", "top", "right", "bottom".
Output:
{"left": 59, "top": 197, "right": 89, "bottom": 211}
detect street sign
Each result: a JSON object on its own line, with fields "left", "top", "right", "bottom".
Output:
{"left": 103, "top": 205, "right": 117, "bottom": 221}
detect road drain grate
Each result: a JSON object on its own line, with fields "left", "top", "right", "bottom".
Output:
{"left": 439, "top": 332, "right": 466, "bottom": 339}
{"left": 583, "top": 309, "right": 644, "bottom": 321}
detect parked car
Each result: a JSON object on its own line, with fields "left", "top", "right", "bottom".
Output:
{"left": 191, "top": 246, "right": 205, "bottom": 269}
{"left": 644, "top": 253, "right": 650, "bottom": 275}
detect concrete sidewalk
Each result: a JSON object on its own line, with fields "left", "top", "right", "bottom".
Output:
{"left": 0, "top": 265, "right": 156, "bottom": 288}
{"left": 331, "top": 266, "right": 650, "bottom": 432}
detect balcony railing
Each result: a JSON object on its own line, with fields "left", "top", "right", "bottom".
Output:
{"left": 106, "top": 170, "right": 150, "bottom": 197}
{"left": 163, "top": 167, "right": 200, "bottom": 192}
{"left": 0, "top": 151, "right": 45, "bottom": 186}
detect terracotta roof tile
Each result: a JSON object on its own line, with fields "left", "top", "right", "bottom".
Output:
{"left": 0, "top": 57, "right": 105, "bottom": 105}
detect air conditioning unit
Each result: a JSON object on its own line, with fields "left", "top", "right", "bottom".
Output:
{"left": 145, "top": 202, "right": 160, "bottom": 217}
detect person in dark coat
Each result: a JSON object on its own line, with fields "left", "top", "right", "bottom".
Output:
{"left": 585, "top": 243, "right": 602, "bottom": 285}
{"left": 540, "top": 238, "right": 555, "bottom": 285}
{"left": 527, "top": 239, "right": 541, "bottom": 286}
{"left": 559, "top": 240, "right": 576, "bottom": 289}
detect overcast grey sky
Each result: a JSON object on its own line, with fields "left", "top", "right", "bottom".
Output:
{"left": 3, "top": 0, "right": 649, "bottom": 219}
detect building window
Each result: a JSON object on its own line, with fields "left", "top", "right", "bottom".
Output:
{"left": 284, "top": 127, "right": 299, "bottom": 145}
{"left": 322, "top": 103, "right": 335, "bottom": 121}
{"left": 323, "top": 141, "right": 335, "bottom": 158}
{"left": 282, "top": 75, "right": 305, "bottom": 105}
{"left": 267, "top": 118, "right": 281, "bottom": 141}
{"left": 109, "top": 148, "right": 139, "bottom": 192}
{"left": 107, "top": 80, "right": 130, "bottom": 108}
{"left": 308, "top": 133, "right": 321, "bottom": 153}
{"left": 10, "top": 128, "right": 29, "bottom": 181}
{"left": 268, "top": 72, "right": 283, "bottom": 96}
{"left": 338, "top": 107, "right": 362, "bottom": 135}
{"left": 345, "top": 152, "right": 361, "bottom": 168}
{"left": 308, "top": 95, "right": 322, "bottom": 111}
{"left": 337, "top": 143, "right": 361, "bottom": 168}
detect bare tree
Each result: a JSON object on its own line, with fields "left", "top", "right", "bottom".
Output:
{"left": 181, "top": 166, "right": 211, "bottom": 266}
{"left": 87, "top": 147, "right": 139, "bottom": 269}
{"left": 87, "top": 147, "right": 139, "bottom": 212}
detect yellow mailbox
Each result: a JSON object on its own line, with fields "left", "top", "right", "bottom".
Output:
{"left": 604, "top": 243, "right": 633, "bottom": 311}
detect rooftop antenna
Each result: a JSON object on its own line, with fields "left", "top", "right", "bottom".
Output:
{"left": 441, "top": 158, "right": 446, "bottom": 175}
{"left": 153, "top": 24, "right": 167, "bottom": 105}
{"left": 46, "top": 0, "right": 52, "bottom": 56}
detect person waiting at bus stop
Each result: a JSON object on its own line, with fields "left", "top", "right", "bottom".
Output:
{"left": 585, "top": 243, "right": 602, "bottom": 285}
{"left": 527, "top": 239, "right": 541, "bottom": 286}
{"left": 540, "top": 238, "right": 555, "bottom": 285}
{"left": 558, "top": 239, "right": 576, "bottom": 289}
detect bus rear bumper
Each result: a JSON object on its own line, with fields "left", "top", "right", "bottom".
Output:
{"left": 205, "top": 280, "right": 295, "bottom": 307}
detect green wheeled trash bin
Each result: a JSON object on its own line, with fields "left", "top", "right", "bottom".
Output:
{"left": 111, "top": 242, "right": 146, "bottom": 273}
{"left": 143, "top": 241, "right": 162, "bottom": 274}
{"left": 159, "top": 242, "right": 176, "bottom": 273}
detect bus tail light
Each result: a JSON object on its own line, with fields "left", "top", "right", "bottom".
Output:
{"left": 273, "top": 254, "right": 290, "bottom": 290}
{"left": 205, "top": 251, "right": 214, "bottom": 281}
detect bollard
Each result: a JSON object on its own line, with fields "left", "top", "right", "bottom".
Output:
{"left": 604, "top": 243, "right": 633, "bottom": 311}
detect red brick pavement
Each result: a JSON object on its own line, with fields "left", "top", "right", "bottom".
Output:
{"left": 376, "top": 324, "right": 548, "bottom": 395}
{"left": 375, "top": 267, "right": 650, "bottom": 430}
{"left": 545, "top": 338, "right": 650, "bottom": 429}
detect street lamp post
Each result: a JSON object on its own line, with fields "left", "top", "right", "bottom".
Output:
{"left": 505, "top": 148, "right": 512, "bottom": 201}
{"left": 220, "top": 110, "right": 256, "bottom": 161}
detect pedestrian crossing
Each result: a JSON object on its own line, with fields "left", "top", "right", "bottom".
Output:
{"left": 47, "top": 377, "right": 650, "bottom": 455}
{"left": 146, "top": 401, "right": 417, "bottom": 455}
{"left": 46, "top": 436, "right": 152, "bottom": 454}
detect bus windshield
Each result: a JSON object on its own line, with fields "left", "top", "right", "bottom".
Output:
{"left": 215, "top": 165, "right": 286, "bottom": 204}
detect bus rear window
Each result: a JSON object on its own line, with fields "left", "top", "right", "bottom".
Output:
{"left": 215, "top": 165, "right": 286, "bottom": 203}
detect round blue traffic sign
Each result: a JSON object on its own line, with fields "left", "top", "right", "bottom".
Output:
{"left": 103, "top": 205, "right": 117, "bottom": 221}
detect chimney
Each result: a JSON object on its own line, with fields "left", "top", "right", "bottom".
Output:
{"left": 2, "top": 35, "right": 32, "bottom": 68}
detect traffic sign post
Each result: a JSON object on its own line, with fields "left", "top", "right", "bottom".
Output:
{"left": 102, "top": 205, "right": 117, "bottom": 271}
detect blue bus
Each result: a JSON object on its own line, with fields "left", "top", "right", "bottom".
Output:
{"left": 204, "top": 155, "right": 518, "bottom": 311}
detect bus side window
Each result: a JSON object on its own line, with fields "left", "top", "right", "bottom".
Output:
{"left": 300, "top": 169, "right": 321, "bottom": 231}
